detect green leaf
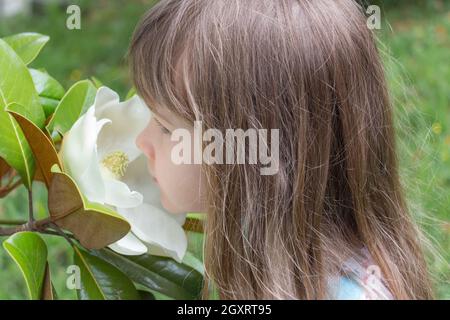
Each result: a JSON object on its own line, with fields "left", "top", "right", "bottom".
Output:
{"left": 29, "top": 69, "right": 65, "bottom": 100}
{"left": 186, "top": 212, "right": 207, "bottom": 220}
{"left": 182, "top": 251, "right": 205, "bottom": 275}
{"left": 7, "top": 109, "right": 61, "bottom": 188}
{"left": 0, "top": 110, "right": 35, "bottom": 189}
{"left": 73, "top": 246, "right": 140, "bottom": 300}
{"left": 48, "top": 167, "right": 131, "bottom": 249}
{"left": 42, "top": 263, "right": 57, "bottom": 300}
{"left": 90, "top": 76, "right": 103, "bottom": 89}
{"left": 46, "top": 80, "right": 96, "bottom": 135}
{"left": 0, "top": 39, "right": 45, "bottom": 125}
{"left": 137, "top": 290, "right": 155, "bottom": 300}
{"left": 2, "top": 232, "right": 48, "bottom": 300}
{"left": 125, "top": 87, "right": 136, "bottom": 100}
{"left": 0, "top": 39, "right": 46, "bottom": 188}
{"left": 38, "top": 96, "right": 60, "bottom": 118}
{"left": 92, "top": 249, "right": 204, "bottom": 300}
{"left": 187, "top": 230, "right": 204, "bottom": 261}
{"left": 29, "top": 68, "right": 65, "bottom": 118}
{"left": 3, "top": 33, "right": 49, "bottom": 65}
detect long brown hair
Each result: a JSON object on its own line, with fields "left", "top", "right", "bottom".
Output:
{"left": 129, "top": 0, "right": 434, "bottom": 299}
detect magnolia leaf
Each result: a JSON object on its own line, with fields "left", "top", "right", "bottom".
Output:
{"left": 29, "top": 69, "right": 65, "bottom": 100}
{"left": 29, "top": 68, "right": 65, "bottom": 117}
{"left": 183, "top": 217, "right": 204, "bottom": 233}
{"left": 0, "top": 108, "right": 35, "bottom": 190}
{"left": 137, "top": 290, "right": 156, "bottom": 300}
{"left": 125, "top": 87, "right": 136, "bottom": 100}
{"left": 0, "top": 39, "right": 44, "bottom": 125}
{"left": 38, "top": 96, "right": 60, "bottom": 118}
{"left": 3, "top": 32, "right": 49, "bottom": 65}
{"left": 90, "top": 76, "right": 103, "bottom": 89}
{"left": 73, "top": 246, "right": 140, "bottom": 300}
{"left": 182, "top": 250, "right": 205, "bottom": 276}
{"left": 46, "top": 80, "right": 96, "bottom": 135}
{"left": 0, "top": 39, "right": 45, "bottom": 189}
{"left": 7, "top": 109, "right": 61, "bottom": 188}
{"left": 41, "top": 263, "right": 57, "bottom": 300}
{"left": 48, "top": 168, "right": 130, "bottom": 249}
{"left": 92, "top": 248, "right": 204, "bottom": 300}
{"left": 2, "top": 232, "right": 48, "bottom": 300}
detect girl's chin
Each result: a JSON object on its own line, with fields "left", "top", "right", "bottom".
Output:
{"left": 160, "top": 193, "right": 183, "bottom": 214}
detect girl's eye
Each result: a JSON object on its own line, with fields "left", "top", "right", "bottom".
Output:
{"left": 154, "top": 118, "right": 171, "bottom": 135}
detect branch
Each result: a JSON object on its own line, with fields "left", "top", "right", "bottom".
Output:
{"left": 28, "top": 188, "right": 34, "bottom": 223}
{"left": 0, "top": 219, "right": 27, "bottom": 225}
{"left": 0, "top": 217, "right": 51, "bottom": 236}
{"left": 0, "top": 179, "right": 22, "bottom": 198}
{"left": 45, "top": 222, "right": 76, "bottom": 246}
{"left": 0, "top": 223, "right": 29, "bottom": 236}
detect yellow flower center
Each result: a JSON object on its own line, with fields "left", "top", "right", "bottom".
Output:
{"left": 101, "top": 151, "right": 129, "bottom": 179}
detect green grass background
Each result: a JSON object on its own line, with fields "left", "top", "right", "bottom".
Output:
{"left": 0, "top": 0, "right": 449, "bottom": 299}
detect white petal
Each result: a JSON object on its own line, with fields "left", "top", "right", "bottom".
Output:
{"left": 104, "top": 178, "right": 143, "bottom": 209}
{"left": 122, "top": 155, "right": 160, "bottom": 204}
{"left": 95, "top": 89, "right": 150, "bottom": 162}
{"left": 93, "top": 86, "right": 120, "bottom": 113}
{"left": 76, "top": 149, "right": 106, "bottom": 204}
{"left": 118, "top": 204, "right": 188, "bottom": 262}
{"left": 61, "top": 106, "right": 109, "bottom": 204}
{"left": 108, "top": 232, "right": 148, "bottom": 256}
{"left": 123, "top": 156, "right": 186, "bottom": 228}
{"left": 172, "top": 213, "right": 187, "bottom": 226}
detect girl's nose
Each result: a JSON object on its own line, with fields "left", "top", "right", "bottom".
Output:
{"left": 136, "top": 130, "right": 155, "bottom": 162}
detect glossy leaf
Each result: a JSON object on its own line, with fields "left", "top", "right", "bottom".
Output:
{"left": 3, "top": 33, "right": 49, "bottom": 65}
{"left": 48, "top": 168, "right": 131, "bottom": 249}
{"left": 29, "top": 68, "right": 65, "bottom": 117}
{"left": 38, "top": 96, "right": 60, "bottom": 118}
{"left": 92, "top": 248, "right": 204, "bottom": 300}
{"left": 182, "top": 251, "right": 205, "bottom": 276}
{"left": 41, "top": 263, "right": 57, "bottom": 300}
{"left": 46, "top": 80, "right": 96, "bottom": 135}
{"left": 138, "top": 290, "right": 156, "bottom": 300}
{"left": 183, "top": 217, "right": 204, "bottom": 233}
{"left": 90, "top": 76, "right": 103, "bottom": 89}
{"left": 73, "top": 246, "right": 140, "bottom": 300}
{"left": 0, "top": 39, "right": 45, "bottom": 188}
{"left": 7, "top": 109, "right": 61, "bottom": 188}
{"left": 2, "top": 232, "right": 48, "bottom": 300}
{"left": 125, "top": 87, "right": 136, "bottom": 100}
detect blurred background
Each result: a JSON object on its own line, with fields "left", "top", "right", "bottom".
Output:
{"left": 0, "top": 0, "right": 449, "bottom": 299}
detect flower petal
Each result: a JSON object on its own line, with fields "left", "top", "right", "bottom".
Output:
{"left": 95, "top": 87, "right": 150, "bottom": 162}
{"left": 108, "top": 232, "right": 148, "bottom": 256}
{"left": 104, "top": 178, "right": 143, "bottom": 209}
{"left": 61, "top": 106, "right": 109, "bottom": 204}
{"left": 122, "top": 155, "right": 160, "bottom": 204}
{"left": 118, "top": 204, "right": 188, "bottom": 262}
{"left": 122, "top": 156, "right": 186, "bottom": 225}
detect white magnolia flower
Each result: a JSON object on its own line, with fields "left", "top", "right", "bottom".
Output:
{"left": 60, "top": 86, "right": 187, "bottom": 262}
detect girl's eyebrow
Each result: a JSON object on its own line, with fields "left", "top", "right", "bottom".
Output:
{"left": 152, "top": 109, "right": 173, "bottom": 126}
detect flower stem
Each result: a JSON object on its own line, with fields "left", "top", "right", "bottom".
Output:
{"left": 0, "top": 219, "right": 27, "bottom": 225}
{"left": 0, "top": 217, "right": 49, "bottom": 236}
{"left": 28, "top": 187, "right": 34, "bottom": 224}
{"left": 46, "top": 222, "right": 75, "bottom": 246}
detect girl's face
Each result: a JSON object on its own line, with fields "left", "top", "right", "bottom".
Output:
{"left": 136, "top": 106, "right": 208, "bottom": 214}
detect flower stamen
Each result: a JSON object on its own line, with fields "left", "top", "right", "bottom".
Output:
{"left": 101, "top": 151, "right": 129, "bottom": 179}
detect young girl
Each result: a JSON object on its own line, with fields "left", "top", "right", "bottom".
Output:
{"left": 129, "top": 0, "right": 433, "bottom": 299}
